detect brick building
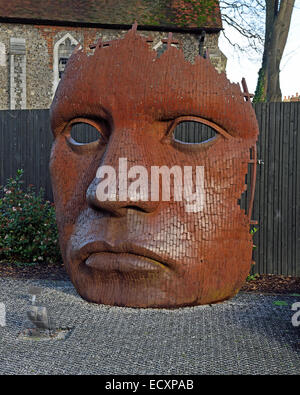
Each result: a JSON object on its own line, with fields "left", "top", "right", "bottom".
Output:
{"left": 0, "top": 0, "right": 226, "bottom": 110}
{"left": 283, "top": 93, "right": 300, "bottom": 102}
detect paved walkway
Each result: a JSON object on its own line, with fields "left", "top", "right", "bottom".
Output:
{"left": 0, "top": 277, "right": 299, "bottom": 375}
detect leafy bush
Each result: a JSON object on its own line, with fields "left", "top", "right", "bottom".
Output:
{"left": 0, "top": 169, "right": 61, "bottom": 265}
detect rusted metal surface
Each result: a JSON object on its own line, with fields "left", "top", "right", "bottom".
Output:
{"left": 241, "top": 77, "right": 257, "bottom": 224}
{"left": 248, "top": 145, "right": 257, "bottom": 224}
{"left": 50, "top": 24, "right": 259, "bottom": 308}
{"left": 161, "top": 32, "right": 180, "bottom": 49}
{"left": 242, "top": 77, "right": 254, "bottom": 101}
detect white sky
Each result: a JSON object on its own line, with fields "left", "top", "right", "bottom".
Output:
{"left": 218, "top": 1, "right": 300, "bottom": 99}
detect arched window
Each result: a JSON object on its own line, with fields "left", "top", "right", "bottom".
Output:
{"left": 58, "top": 37, "right": 76, "bottom": 78}
{"left": 53, "top": 33, "right": 79, "bottom": 96}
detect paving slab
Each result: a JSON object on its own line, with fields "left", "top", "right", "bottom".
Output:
{"left": 0, "top": 277, "right": 299, "bottom": 375}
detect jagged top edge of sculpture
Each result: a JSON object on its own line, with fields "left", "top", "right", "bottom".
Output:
{"left": 51, "top": 21, "right": 259, "bottom": 141}
{"left": 69, "top": 21, "right": 241, "bottom": 92}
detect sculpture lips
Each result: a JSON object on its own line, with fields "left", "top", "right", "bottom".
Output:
{"left": 76, "top": 241, "right": 171, "bottom": 272}
{"left": 85, "top": 252, "right": 165, "bottom": 272}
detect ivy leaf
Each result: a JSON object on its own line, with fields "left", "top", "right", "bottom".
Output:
{"left": 273, "top": 300, "right": 289, "bottom": 306}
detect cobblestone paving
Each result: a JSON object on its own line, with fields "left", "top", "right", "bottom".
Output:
{"left": 0, "top": 278, "right": 299, "bottom": 375}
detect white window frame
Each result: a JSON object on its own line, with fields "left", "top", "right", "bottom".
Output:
{"left": 53, "top": 33, "right": 78, "bottom": 97}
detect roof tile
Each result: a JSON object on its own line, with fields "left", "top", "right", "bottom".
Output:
{"left": 0, "top": 0, "right": 222, "bottom": 30}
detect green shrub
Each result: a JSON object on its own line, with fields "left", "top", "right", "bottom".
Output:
{"left": 0, "top": 169, "right": 61, "bottom": 265}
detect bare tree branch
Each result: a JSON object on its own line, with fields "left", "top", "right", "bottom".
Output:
{"left": 219, "top": 0, "right": 265, "bottom": 54}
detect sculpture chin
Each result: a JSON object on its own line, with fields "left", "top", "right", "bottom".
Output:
{"left": 61, "top": 237, "right": 252, "bottom": 308}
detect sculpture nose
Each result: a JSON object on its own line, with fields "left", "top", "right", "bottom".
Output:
{"left": 86, "top": 130, "right": 160, "bottom": 216}
{"left": 86, "top": 173, "right": 159, "bottom": 217}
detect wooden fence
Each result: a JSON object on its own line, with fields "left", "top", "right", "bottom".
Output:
{"left": 0, "top": 103, "right": 299, "bottom": 276}
{"left": 252, "top": 103, "right": 300, "bottom": 276}
{"left": 0, "top": 110, "right": 53, "bottom": 199}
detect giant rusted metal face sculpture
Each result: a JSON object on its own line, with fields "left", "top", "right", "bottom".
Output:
{"left": 50, "top": 25, "right": 259, "bottom": 308}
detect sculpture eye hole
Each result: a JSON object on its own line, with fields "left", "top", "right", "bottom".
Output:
{"left": 173, "top": 121, "right": 217, "bottom": 144}
{"left": 70, "top": 122, "right": 103, "bottom": 144}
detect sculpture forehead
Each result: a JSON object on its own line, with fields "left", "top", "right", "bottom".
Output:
{"left": 51, "top": 29, "right": 259, "bottom": 141}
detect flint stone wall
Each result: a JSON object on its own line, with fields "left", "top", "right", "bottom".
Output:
{"left": 0, "top": 22, "right": 226, "bottom": 110}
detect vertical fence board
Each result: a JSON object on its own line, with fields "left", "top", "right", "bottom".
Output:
{"left": 262, "top": 102, "right": 269, "bottom": 274}
{"left": 282, "top": 103, "right": 290, "bottom": 275}
{"left": 296, "top": 103, "right": 300, "bottom": 276}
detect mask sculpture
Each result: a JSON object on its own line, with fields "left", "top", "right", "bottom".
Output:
{"left": 50, "top": 24, "right": 259, "bottom": 308}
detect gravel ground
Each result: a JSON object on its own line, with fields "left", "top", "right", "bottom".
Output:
{"left": 0, "top": 277, "right": 299, "bottom": 375}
